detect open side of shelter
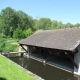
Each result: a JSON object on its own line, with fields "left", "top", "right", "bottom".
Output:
{"left": 19, "top": 28, "right": 80, "bottom": 75}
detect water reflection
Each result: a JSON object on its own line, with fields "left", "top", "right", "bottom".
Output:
{"left": 27, "top": 58, "right": 74, "bottom": 80}
{"left": 2, "top": 53, "right": 78, "bottom": 80}
{"left": 7, "top": 54, "right": 76, "bottom": 80}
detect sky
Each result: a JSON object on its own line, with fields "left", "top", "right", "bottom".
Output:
{"left": 0, "top": 0, "right": 80, "bottom": 24}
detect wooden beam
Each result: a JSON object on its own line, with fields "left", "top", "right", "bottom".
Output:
{"left": 65, "top": 52, "right": 78, "bottom": 69}
{"left": 9, "top": 52, "right": 26, "bottom": 54}
{"left": 20, "top": 44, "right": 28, "bottom": 53}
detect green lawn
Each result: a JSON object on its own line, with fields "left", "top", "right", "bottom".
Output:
{"left": 0, "top": 55, "right": 36, "bottom": 80}
{"left": 0, "top": 38, "right": 20, "bottom": 52}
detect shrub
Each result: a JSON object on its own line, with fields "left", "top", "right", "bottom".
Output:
{"left": 4, "top": 44, "right": 19, "bottom": 52}
{"left": 0, "top": 38, "right": 19, "bottom": 52}
{"left": 0, "top": 33, "right": 7, "bottom": 38}
{"left": 13, "top": 28, "right": 24, "bottom": 39}
{"left": 24, "top": 28, "right": 33, "bottom": 38}
{"left": 0, "top": 41, "right": 6, "bottom": 52}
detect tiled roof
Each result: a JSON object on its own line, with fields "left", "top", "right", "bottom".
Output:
{"left": 19, "top": 28, "right": 80, "bottom": 51}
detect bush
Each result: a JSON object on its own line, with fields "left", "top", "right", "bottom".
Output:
{"left": 0, "top": 38, "right": 19, "bottom": 52}
{"left": 24, "top": 28, "right": 33, "bottom": 38}
{"left": 0, "top": 33, "right": 7, "bottom": 38}
{"left": 0, "top": 41, "right": 6, "bottom": 52}
{"left": 4, "top": 44, "right": 19, "bottom": 52}
{"left": 13, "top": 28, "right": 25, "bottom": 39}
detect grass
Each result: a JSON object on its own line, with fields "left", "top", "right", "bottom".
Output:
{"left": 0, "top": 38, "right": 20, "bottom": 52}
{"left": 0, "top": 55, "right": 36, "bottom": 80}
{"left": 5, "top": 38, "right": 19, "bottom": 44}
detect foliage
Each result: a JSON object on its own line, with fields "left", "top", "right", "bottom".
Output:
{"left": 33, "top": 18, "right": 51, "bottom": 30}
{"left": 24, "top": 28, "right": 33, "bottom": 38}
{"left": 37, "top": 18, "right": 51, "bottom": 30}
{"left": 51, "top": 20, "right": 65, "bottom": 29}
{"left": 4, "top": 44, "right": 19, "bottom": 52}
{"left": 0, "top": 7, "right": 80, "bottom": 53}
{"left": 0, "top": 33, "right": 7, "bottom": 38}
{"left": 0, "top": 7, "right": 34, "bottom": 38}
{"left": 13, "top": 28, "right": 24, "bottom": 39}
{"left": 0, "top": 38, "right": 19, "bottom": 52}
{"left": 0, "top": 7, "right": 18, "bottom": 37}
{"left": 65, "top": 23, "right": 73, "bottom": 28}
{"left": 0, "top": 55, "right": 36, "bottom": 80}
{"left": 0, "top": 7, "right": 80, "bottom": 39}
{"left": 0, "top": 38, "right": 6, "bottom": 52}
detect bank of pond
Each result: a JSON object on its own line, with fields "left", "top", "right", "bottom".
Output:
{"left": 0, "top": 55, "right": 37, "bottom": 80}
{"left": 2, "top": 53, "right": 79, "bottom": 80}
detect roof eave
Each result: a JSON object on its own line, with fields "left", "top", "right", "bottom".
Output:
{"left": 71, "top": 42, "right": 80, "bottom": 52}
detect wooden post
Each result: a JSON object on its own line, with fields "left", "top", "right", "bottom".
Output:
{"left": 65, "top": 52, "right": 78, "bottom": 69}
{"left": 44, "top": 49, "right": 47, "bottom": 59}
{"left": 7, "top": 52, "right": 9, "bottom": 57}
{"left": 21, "top": 53, "right": 24, "bottom": 57}
{"left": 27, "top": 46, "right": 30, "bottom": 58}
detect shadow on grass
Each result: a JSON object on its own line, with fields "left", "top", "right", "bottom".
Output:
{"left": 0, "top": 77, "right": 7, "bottom": 80}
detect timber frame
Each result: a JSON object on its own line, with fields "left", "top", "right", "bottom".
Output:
{"left": 20, "top": 44, "right": 78, "bottom": 69}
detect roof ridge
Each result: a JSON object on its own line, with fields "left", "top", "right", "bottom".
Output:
{"left": 41, "top": 27, "right": 80, "bottom": 32}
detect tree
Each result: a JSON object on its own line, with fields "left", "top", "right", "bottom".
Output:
{"left": 13, "top": 28, "right": 24, "bottom": 39}
{"left": 33, "top": 19, "right": 39, "bottom": 31}
{"left": 58, "top": 21, "right": 65, "bottom": 29}
{"left": 51, "top": 20, "right": 65, "bottom": 29}
{"left": 24, "top": 28, "right": 33, "bottom": 38}
{"left": 34, "top": 18, "right": 51, "bottom": 30}
{"left": 0, "top": 7, "right": 34, "bottom": 37}
{"left": 1, "top": 6, "right": 80, "bottom": 39}
{"left": 0, "top": 7, "right": 19, "bottom": 37}
{"left": 65, "top": 23, "right": 73, "bottom": 28}
{"left": 51, "top": 20, "right": 58, "bottom": 29}
{"left": 16, "top": 11, "right": 34, "bottom": 30}
{"left": 37, "top": 18, "right": 51, "bottom": 30}
{"left": 73, "top": 23, "right": 80, "bottom": 27}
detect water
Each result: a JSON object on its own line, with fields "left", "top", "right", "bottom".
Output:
{"left": 4, "top": 54, "right": 78, "bottom": 80}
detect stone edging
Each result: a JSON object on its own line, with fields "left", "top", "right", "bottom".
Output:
{"left": 0, "top": 54, "right": 44, "bottom": 80}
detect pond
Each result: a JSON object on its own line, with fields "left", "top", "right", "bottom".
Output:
{"left": 4, "top": 54, "right": 79, "bottom": 80}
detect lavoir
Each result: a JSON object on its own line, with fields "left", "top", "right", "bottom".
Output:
{"left": 19, "top": 28, "right": 80, "bottom": 76}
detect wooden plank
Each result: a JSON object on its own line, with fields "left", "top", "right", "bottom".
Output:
{"left": 9, "top": 51, "right": 26, "bottom": 54}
